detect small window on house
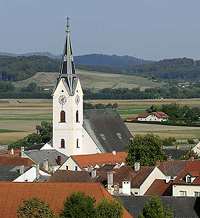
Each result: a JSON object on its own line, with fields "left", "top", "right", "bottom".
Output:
{"left": 179, "top": 191, "right": 187, "bottom": 196}
{"left": 100, "top": 134, "right": 106, "bottom": 140}
{"left": 116, "top": 133, "right": 122, "bottom": 139}
{"left": 134, "top": 192, "right": 138, "bottom": 195}
{"left": 60, "top": 110, "right": 66, "bottom": 123}
{"left": 186, "top": 176, "right": 192, "bottom": 183}
{"left": 75, "top": 166, "right": 78, "bottom": 171}
{"left": 76, "top": 139, "right": 80, "bottom": 148}
{"left": 76, "top": 110, "right": 79, "bottom": 123}
{"left": 61, "top": 139, "right": 65, "bottom": 148}
{"left": 66, "top": 166, "right": 68, "bottom": 170}
{"left": 194, "top": 192, "right": 200, "bottom": 197}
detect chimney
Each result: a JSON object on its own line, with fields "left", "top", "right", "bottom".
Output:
{"left": 20, "top": 147, "right": 25, "bottom": 158}
{"left": 190, "top": 157, "right": 195, "bottom": 161}
{"left": 122, "top": 181, "right": 131, "bottom": 196}
{"left": 112, "top": 151, "right": 116, "bottom": 156}
{"left": 11, "top": 149, "right": 14, "bottom": 155}
{"left": 156, "top": 160, "right": 161, "bottom": 166}
{"left": 107, "top": 171, "right": 114, "bottom": 194}
{"left": 167, "top": 156, "right": 172, "bottom": 161}
{"left": 57, "top": 156, "right": 62, "bottom": 165}
{"left": 43, "top": 159, "right": 49, "bottom": 171}
{"left": 36, "top": 164, "right": 40, "bottom": 180}
{"left": 20, "top": 165, "right": 24, "bottom": 175}
{"left": 134, "top": 162, "right": 140, "bottom": 172}
{"left": 91, "top": 169, "right": 97, "bottom": 178}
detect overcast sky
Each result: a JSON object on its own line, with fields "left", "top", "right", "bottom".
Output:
{"left": 1, "top": 0, "right": 200, "bottom": 60}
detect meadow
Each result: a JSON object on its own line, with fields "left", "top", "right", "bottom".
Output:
{"left": 1, "top": 98, "right": 200, "bottom": 145}
{"left": 13, "top": 70, "right": 165, "bottom": 91}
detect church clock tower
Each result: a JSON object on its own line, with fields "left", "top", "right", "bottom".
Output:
{"left": 52, "top": 18, "right": 83, "bottom": 156}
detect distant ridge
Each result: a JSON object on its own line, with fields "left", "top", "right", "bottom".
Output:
{"left": 0, "top": 52, "right": 154, "bottom": 68}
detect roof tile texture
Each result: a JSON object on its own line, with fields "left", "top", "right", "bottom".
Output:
{"left": 0, "top": 157, "right": 35, "bottom": 166}
{"left": 72, "top": 152, "right": 127, "bottom": 169}
{"left": 0, "top": 182, "right": 132, "bottom": 218}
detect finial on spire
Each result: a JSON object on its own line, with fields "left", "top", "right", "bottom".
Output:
{"left": 66, "top": 17, "right": 70, "bottom": 33}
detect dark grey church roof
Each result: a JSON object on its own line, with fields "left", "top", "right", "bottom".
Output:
{"left": 117, "top": 196, "right": 200, "bottom": 218}
{"left": 0, "top": 165, "right": 31, "bottom": 181}
{"left": 163, "top": 149, "right": 189, "bottom": 160}
{"left": 83, "top": 109, "right": 132, "bottom": 153}
{"left": 24, "top": 150, "right": 68, "bottom": 166}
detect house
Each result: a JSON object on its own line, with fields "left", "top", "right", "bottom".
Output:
{"left": 59, "top": 151, "right": 127, "bottom": 171}
{"left": 172, "top": 160, "right": 200, "bottom": 197}
{"left": 192, "top": 141, "right": 200, "bottom": 155}
{"left": 117, "top": 196, "right": 200, "bottom": 218}
{"left": 0, "top": 182, "right": 133, "bottom": 218}
{"left": 21, "top": 148, "right": 69, "bottom": 172}
{"left": 137, "top": 112, "right": 169, "bottom": 122}
{"left": 51, "top": 19, "right": 132, "bottom": 156}
{"left": 0, "top": 165, "right": 50, "bottom": 182}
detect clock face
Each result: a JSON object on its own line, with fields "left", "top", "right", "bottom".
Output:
{"left": 75, "top": 95, "right": 80, "bottom": 105}
{"left": 58, "top": 95, "right": 67, "bottom": 105}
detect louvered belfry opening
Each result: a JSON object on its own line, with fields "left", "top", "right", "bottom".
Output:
{"left": 60, "top": 110, "right": 66, "bottom": 123}
{"left": 76, "top": 110, "right": 79, "bottom": 123}
{"left": 61, "top": 139, "right": 65, "bottom": 148}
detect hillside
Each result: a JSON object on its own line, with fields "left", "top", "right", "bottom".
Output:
{"left": 13, "top": 70, "right": 164, "bottom": 91}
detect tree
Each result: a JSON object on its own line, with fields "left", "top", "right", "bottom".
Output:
{"left": 17, "top": 197, "right": 55, "bottom": 218}
{"left": 59, "top": 192, "right": 96, "bottom": 218}
{"left": 180, "top": 150, "right": 200, "bottom": 160}
{"left": 126, "top": 134, "right": 167, "bottom": 166}
{"left": 36, "top": 121, "right": 52, "bottom": 143}
{"left": 138, "top": 196, "right": 174, "bottom": 218}
{"left": 96, "top": 199, "right": 123, "bottom": 218}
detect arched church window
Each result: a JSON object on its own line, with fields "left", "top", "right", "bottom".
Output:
{"left": 60, "top": 110, "right": 66, "bottom": 123}
{"left": 76, "top": 139, "right": 80, "bottom": 148}
{"left": 76, "top": 110, "right": 79, "bottom": 123}
{"left": 61, "top": 139, "right": 65, "bottom": 148}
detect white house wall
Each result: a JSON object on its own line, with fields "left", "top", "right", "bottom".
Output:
{"left": 173, "top": 184, "right": 200, "bottom": 197}
{"left": 14, "top": 167, "right": 50, "bottom": 182}
{"left": 59, "top": 157, "right": 82, "bottom": 171}
{"left": 139, "top": 167, "right": 166, "bottom": 195}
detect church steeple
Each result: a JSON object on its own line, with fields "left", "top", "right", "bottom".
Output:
{"left": 56, "top": 17, "right": 78, "bottom": 95}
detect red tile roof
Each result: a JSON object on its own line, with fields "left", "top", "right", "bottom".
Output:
{"left": 137, "top": 113, "right": 150, "bottom": 118}
{"left": 0, "top": 182, "right": 132, "bottom": 218}
{"left": 125, "top": 117, "right": 137, "bottom": 121}
{"left": 71, "top": 152, "right": 127, "bottom": 170}
{"left": 145, "top": 179, "right": 172, "bottom": 196}
{"left": 0, "top": 156, "right": 35, "bottom": 166}
{"left": 151, "top": 112, "right": 169, "bottom": 118}
{"left": 173, "top": 160, "right": 200, "bottom": 185}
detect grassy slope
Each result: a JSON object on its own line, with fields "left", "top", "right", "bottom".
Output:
{"left": 13, "top": 69, "right": 165, "bottom": 91}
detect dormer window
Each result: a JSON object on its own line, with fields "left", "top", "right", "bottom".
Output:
{"left": 116, "top": 133, "right": 122, "bottom": 139}
{"left": 100, "top": 134, "right": 106, "bottom": 140}
{"left": 186, "top": 176, "right": 192, "bottom": 183}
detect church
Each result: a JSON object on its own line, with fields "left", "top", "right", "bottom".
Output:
{"left": 51, "top": 19, "right": 132, "bottom": 156}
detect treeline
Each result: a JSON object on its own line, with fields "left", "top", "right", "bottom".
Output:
{"left": 0, "top": 55, "right": 60, "bottom": 81}
{"left": 147, "top": 103, "right": 200, "bottom": 123}
{"left": 3, "top": 83, "right": 200, "bottom": 100}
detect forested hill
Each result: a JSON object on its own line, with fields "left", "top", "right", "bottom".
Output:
{"left": 0, "top": 54, "right": 200, "bottom": 82}
{"left": 74, "top": 54, "right": 154, "bottom": 67}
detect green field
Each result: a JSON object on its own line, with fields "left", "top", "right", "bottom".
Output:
{"left": 13, "top": 69, "right": 165, "bottom": 91}
{"left": 1, "top": 98, "right": 200, "bottom": 145}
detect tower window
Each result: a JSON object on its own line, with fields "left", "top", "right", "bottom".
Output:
{"left": 60, "top": 110, "right": 66, "bottom": 123}
{"left": 76, "top": 110, "right": 79, "bottom": 123}
{"left": 76, "top": 139, "right": 80, "bottom": 148}
{"left": 61, "top": 139, "right": 65, "bottom": 148}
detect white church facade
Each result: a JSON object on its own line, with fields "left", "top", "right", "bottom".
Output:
{"left": 51, "top": 19, "right": 132, "bottom": 156}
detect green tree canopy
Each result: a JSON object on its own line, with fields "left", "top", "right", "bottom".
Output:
{"left": 59, "top": 192, "right": 97, "bottom": 218}
{"left": 17, "top": 197, "right": 56, "bottom": 218}
{"left": 126, "top": 134, "right": 167, "bottom": 166}
{"left": 96, "top": 199, "right": 123, "bottom": 218}
{"left": 138, "top": 196, "right": 174, "bottom": 218}
{"left": 180, "top": 150, "right": 200, "bottom": 160}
